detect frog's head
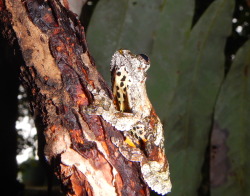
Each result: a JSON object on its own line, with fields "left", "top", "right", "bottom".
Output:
{"left": 110, "top": 49, "right": 150, "bottom": 84}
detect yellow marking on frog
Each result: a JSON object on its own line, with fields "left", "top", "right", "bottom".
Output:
{"left": 124, "top": 137, "right": 136, "bottom": 148}
{"left": 112, "top": 66, "right": 131, "bottom": 112}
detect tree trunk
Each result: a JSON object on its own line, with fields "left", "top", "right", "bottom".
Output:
{"left": 0, "top": 0, "right": 149, "bottom": 195}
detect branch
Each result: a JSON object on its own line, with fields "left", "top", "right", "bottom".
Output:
{"left": 1, "top": 0, "right": 149, "bottom": 195}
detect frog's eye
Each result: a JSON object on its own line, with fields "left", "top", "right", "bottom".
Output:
{"left": 139, "top": 54, "right": 150, "bottom": 63}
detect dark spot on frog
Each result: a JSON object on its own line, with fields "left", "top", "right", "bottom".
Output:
{"left": 117, "top": 71, "right": 121, "bottom": 76}
{"left": 121, "top": 75, "right": 126, "bottom": 81}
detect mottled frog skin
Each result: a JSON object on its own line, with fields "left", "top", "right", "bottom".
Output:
{"left": 86, "top": 50, "right": 171, "bottom": 195}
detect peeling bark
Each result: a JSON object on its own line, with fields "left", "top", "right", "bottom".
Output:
{"left": 0, "top": 0, "right": 149, "bottom": 195}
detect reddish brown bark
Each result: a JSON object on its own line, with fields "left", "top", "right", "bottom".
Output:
{"left": 1, "top": 0, "right": 149, "bottom": 195}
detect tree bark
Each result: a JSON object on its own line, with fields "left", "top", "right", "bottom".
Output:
{"left": 1, "top": 0, "right": 149, "bottom": 195}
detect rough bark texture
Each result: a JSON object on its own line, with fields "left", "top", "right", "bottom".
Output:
{"left": 1, "top": 0, "right": 149, "bottom": 195}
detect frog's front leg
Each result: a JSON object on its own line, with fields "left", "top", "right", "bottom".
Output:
{"left": 83, "top": 85, "right": 141, "bottom": 131}
{"left": 111, "top": 136, "right": 145, "bottom": 162}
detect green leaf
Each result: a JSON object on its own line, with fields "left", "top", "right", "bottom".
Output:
{"left": 87, "top": 0, "right": 235, "bottom": 195}
{"left": 149, "top": 0, "right": 195, "bottom": 117}
{"left": 87, "top": 0, "right": 164, "bottom": 81}
{"left": 152, "top": 0, "right": 234, "bottom": 196}
{"left": 211, "top": 40, "right": 250, "bottom": 196}
{"left": 150, "top": 1, "right": 234, "bottom": 195}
